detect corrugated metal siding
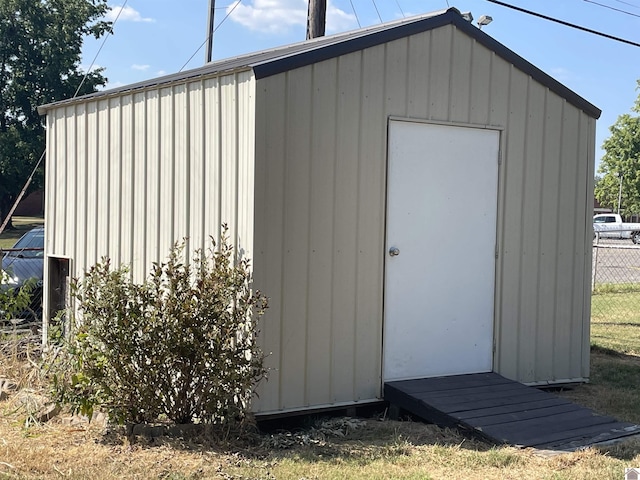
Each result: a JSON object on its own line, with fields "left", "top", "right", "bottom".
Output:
{"left": 44, "top": 70, "right": 256, "bottom": 292}
{"left": 253, "top": 24, "right": 594, "bottom": 413}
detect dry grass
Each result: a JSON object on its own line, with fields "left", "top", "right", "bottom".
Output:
{"left": 0, "top": 333, "right": 43, "bottom": 391}
{"left": 1, "top": 402, "right": 639, "bottom": 479}
{"left": 3, "top": 306, "right": 640, "bottom": 478}
{"left": 2, "top": 347, "right": 640, "bottom": 480}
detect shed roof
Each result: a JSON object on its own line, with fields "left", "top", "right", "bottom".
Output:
{"left": 39, "top": 8, "right": 601, "bottom": 118}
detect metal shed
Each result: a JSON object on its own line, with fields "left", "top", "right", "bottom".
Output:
{"left": 40, "top": 8, "right": 599, "bottom": 416}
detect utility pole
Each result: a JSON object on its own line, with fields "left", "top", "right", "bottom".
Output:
{"left": 205, "top": 0, "right": 216, "bottom": 62}
{"left": 306, "top": 0, "right": 327, "bottom": 39}
{"left": 617, "top": 172, "right": 624, "bottom": 215}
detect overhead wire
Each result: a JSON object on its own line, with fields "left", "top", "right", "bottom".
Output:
{"left": 584, "top": 0, "right": 640, "bottom": 17}
{"left": 349, "top": 0, "right": 362, "bottom": 27}
{"left": 395, "top": 0, "right": 406, "bottom": 18}
{"left": 370, "top": 0, "right": 383, "bottom": 23}
{"left": 487, "top": 0, "right": 640, "bottom": 48}
{"left": 612, "top": 0, "right": 640, "bottom": 8}
{"left": 179, "top": 0, "right": 242, "bottom": 71}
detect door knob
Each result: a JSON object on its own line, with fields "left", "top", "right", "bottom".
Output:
{"left": 389, "top": 247, "right": 400, "bottom": 257}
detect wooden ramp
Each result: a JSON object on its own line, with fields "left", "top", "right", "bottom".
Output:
{"left": 384, "top": 372, "right": 640, "bottom": 451}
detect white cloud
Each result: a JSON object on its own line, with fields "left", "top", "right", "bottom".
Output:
{"left": 228, "top": 0, "right": 356, "bottom": 35}
{"left": 156, "top": 70, "right": 167, "bottom": 76}
{"left": 131, "top": 64, "right": 151, "bottom": 71}
{"left": 326, "top": 3, "right": 357, "bottom": 33}
{"left": 106, "top": 5, "right": 155, "bottom": 23}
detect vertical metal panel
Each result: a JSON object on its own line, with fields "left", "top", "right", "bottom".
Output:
{"left": 45, "top": 70, "right": 256, "bottom": 312}
{"left": 120, "top": 95, "right": 134, "bottom": 266}
{"left": 581, "top": 117, "right": 596, "bottom": 378}
{"left": 132, "top": 92, "right": 148, "bottom": 283}
{"left": 96, "top": 100, "right": 110, "bottom": 259}
{"left": 468, "top": 42, "right": 492, "bottom": 126}
{"left": 406, "top": 34, "right": 430, "bottom": 118}
{"left": 428, "top": 27, "right": 452, "bottom": 120}
{"left": 64, "top": 107, "right": 76, "bottom": 260}
{"left": 253, "top": 73, "right": 286, "bottom": 413}
{"left": 384, "top": 38, "right": 408, "bottom": 118}
{"left": 355, "top": 46, "right": 386, "bottom": 402}
{"left": 188, "top": 81, "right": 206, "bottom": 255}
{"left": 253, "top": 23, "right": 595, "bottom": 413}
{"left": 159, "top": 87, "right": 175, "bottom": 258}
{"left": 553, "top": 105, "right": 581, "bottom": 381}
{"left": 449, "top": 27, "right": 473, "bottom": 123}
{"left": 332, "top": 51, "right": 362, "bottom": 402}
{"left": 85, "top": 102, "right": 98, "bottom": 267}
{"left": 495, "top": 66, "right": 527, "bottom": 380}
{"left": 172, "top": 85, "right": 189, "bottom": 250}
{"left": 279, "top": 66, "right": 312, "bottom": 409}
{"left": 305, "top": 58, "right": 337, "bottom": 407}
{"left": 518, "top": 79, "right": 546, "bottom": 380}
{"left": 570, "top": 112, "right": 590, "bottom": 379}
{"left": 238, "top": 71, "right": 256, "bottom": 261}
{"left": 536, "top": 91, "right": 564, "bottom": 380}
{"left": 220, "top": 76, "right": 238, "bottom": 245}
{"left": 108, "top": 97, "right": 122, "bottom": 265}
{"left": 203, "top": 77, "right": 221, "bottom": 240}
{"left": 74, "top": 103, "right": 88, "bottom": 274}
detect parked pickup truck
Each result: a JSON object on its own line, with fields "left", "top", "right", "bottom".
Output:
{"left": 593, "top": 214, "right": 640, "bottom": 244}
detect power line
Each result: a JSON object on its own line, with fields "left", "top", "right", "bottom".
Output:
{"left": 612, "top": 0, "right": 640, "bottom": 8}
{"left": 487, "top": 0, "right": 640, "bottom": 48}
{"left": 584, "top": 0, "right": 640, "bottom": 17}
{"left": 395, "top": 0, "right": 406, "bottom": 18}
{"left": 371, "top": 0, "right": 383, "bottom": 23}
{"left": 348, "top": 0, "right": 361, "bottom": 27}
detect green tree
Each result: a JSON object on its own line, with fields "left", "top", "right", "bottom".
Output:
{"left": 596, "top": 80, "right": 640, "bottom": 216}
{"left": 0, "top": 0, "right": 111, "bottom": 226}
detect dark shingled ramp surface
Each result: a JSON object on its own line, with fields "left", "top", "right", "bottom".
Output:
{"left": 384, "top": 372, "right": 640, "bottom": 451}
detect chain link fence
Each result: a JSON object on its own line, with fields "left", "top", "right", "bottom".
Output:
{"left": 592, "top": 233, "right": 640, "bottom": 323}
{"left": 1, "top": 244, "right": 44, "bottom": 334}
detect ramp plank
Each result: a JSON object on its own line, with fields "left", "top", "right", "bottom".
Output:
{"left": 384, "top": 373, "right": 639, "bottom": 450}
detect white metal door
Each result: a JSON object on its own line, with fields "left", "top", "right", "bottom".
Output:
{"left": 383, "top": 121, "right": 499, "bottom": 381}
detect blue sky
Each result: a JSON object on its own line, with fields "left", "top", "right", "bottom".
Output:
{"left": 81, "top": 0, "right": 640, "bottom": 171}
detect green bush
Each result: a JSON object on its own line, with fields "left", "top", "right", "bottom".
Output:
{"left": 0, "top": 274, "right": 36, "bottom": 322}
{"left": 48, "top": 229, "right": 268, "bottom": 425}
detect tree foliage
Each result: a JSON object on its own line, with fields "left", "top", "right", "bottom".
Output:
{"left": 0, "top": 0, "right": 111, "bottom": 222}
{"left": 595, "top": 80, "right": 640, "bottom": 216}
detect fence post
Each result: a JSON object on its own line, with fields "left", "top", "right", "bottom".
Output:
{"left": 592, "top": 233, "right": 600, "bottom": 293}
